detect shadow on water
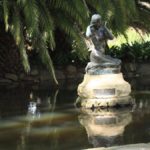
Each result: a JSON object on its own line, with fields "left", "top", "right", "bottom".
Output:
{"left": 0, "top": 85, "right": 150, "bottom": 149}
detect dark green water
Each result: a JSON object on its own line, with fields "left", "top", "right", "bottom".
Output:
{"left": 0, "top": 86, "right": 150, "bottom": 150}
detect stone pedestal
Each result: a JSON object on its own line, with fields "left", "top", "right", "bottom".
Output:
{"left": 77, "top": 73, "right": 132, "bottom": 108}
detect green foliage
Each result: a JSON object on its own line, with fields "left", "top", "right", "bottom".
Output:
{"left": 109, "top": 27, "right": 150, "bottom": 48}
{"left": 85, "top": 0, "right": 138, "bottom": 35}
{"left": 108, "top": 42, "right": 150, "bottom": 62}
{"left": 1, "top": 0, "right": 91, "bottom": 84}
{"left": 1, "top": 0, "right": 150, "bottom": 84}
{"left": 86, "top": 0, "right": 150, "bottom": 34}
{"left": 72, "top": 36, "right": 89, "bottom": 61}
{"left": 3, "top": 0, "right": 9, "bottom": 31}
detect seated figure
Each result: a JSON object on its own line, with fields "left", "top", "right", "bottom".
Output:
{"left": 85, "top": 14, "right": 121, "bottom": 74}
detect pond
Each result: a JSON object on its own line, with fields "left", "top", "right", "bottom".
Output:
{"left": 0, "top": 80, "right": 150, "bottom": 150}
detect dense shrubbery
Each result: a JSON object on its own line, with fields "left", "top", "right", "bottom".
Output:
{"left": 1, "top": 0, "right": 150, "bottom": 83}
{"left": 51, "top": 41, "right": 150, "bottom": 66}
{"left": 51, "top": 48, "right": 89, "bottom": 66}
{"left": 107, "top": 41, "right": 150, "bottom": 62}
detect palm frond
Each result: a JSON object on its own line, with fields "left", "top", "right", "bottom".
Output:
{"left": 50, "top": 0, "right": 88, "bottom": 29}
{"left": 1, "top": 0, "right": 150, "bottom": 85}
{"left": 33, "top": 31, "right": 58, "bottom": 84}
{"left": 3, "top": 0, "right": 9, "bottom": 31}
{"left": 37, "top": 0, "right": 55, "bottom": 50}
{"left": 18, "top": 34, "right": 30, "bottom": 72}
{"left": 54, "top": 11, "right": 77, "bottom": 37}
{"left": 85, "top": 0, "right": 101, "bottom": 13}
{"left": 10, "top": 5, "right": 30, "bottom": 72}
{"left": 23, "top": 0, "right": 39, "bottom": 34}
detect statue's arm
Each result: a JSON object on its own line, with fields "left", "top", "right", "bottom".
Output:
{"left": 85, "top": 26, "right": 95, "bottom": 51}
{"left": 86, "top": 26, "right": 92, "bottom": 38}
{"left": 104, "top": 26, "right": 114, "bottom": 40}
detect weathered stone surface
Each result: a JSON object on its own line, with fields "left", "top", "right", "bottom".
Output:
{"left": 124, "top": 63, "right": 136, "bottom": 72}
{"left": 77, "top": 72, "right": 84, "bottom": 79}
{"left": 19, "top": 73, "right": 25, "bottom": 80}
{"left": 137, "top": 63, "right": 150, "bottom": 76}
{"left": 5, "top": 73, "right": 18, "bottom": 81}
{"left": 22, "top": 76, "right": 39, "bottom": 83}
{"left": 55, "top": 70, "right": 65, "bottom": 80}
{"left": 0, "top": 79, "right": 12, "bottom": 84}
{"left": 77, "top": 73, "right": 131, "bottom": 108}
{"left": 6, "top": 83, "right": 19, "bottom": 89}
{"left": 22, "top": 76, "right": 35, "bottom": 81}
{"left": 78, "top": 67, "right": 85, "bottom": 74}
{"left": 86, "top": 62, "right": 121, "bottom": 75}
{"left": 31, "top": 85, "right": 39, "bottom": 90}
{"left": 40, "top": 71, "right": 51, "bottom": 81}
{"left": 66, "top": 65, "right": 77, "bottom": 74}
{"left": 30, "top": 69, "right": 39, "bottom": 76}
{"left": 78, "top": 73, "right": 131, "bottom": 98}
{"left": 66, "top": 65, "right": 77, "bottom": 78}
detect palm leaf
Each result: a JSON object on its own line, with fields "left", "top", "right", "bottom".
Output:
{"left": 10, "top": 5, "right": 30, "bottom": 72}
{"left": 22, "top": 0, "right": 39, "bottom": 34}
{"left": 37, "top": 0, "right": 55, "bottom": 49}
{"left": 3, "top": 0, "right": 9, "bottom": 31}
{"left": 33, "top": 31, "right": 58, "bottom": 84}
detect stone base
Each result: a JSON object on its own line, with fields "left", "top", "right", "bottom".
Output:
{"left": 77, "top": 73, "right": 132, "bottom": 108}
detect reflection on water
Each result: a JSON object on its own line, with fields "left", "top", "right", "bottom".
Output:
{"left": 0, "top": 88, "right": 150, "bottom": 149}
{"left": 27, "top": 90, "right": 58, "bottom": 118}
{"left": 79, "top": 108, "right": 132, "bottom": 148}
{"left": 0, "top": 88, "right": 87, "bottom": 150}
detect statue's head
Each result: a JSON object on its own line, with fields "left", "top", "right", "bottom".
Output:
{"left": 90, "top": 14, "right": 102, "bottom": 26}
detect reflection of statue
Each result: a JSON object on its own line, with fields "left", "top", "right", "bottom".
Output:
{"left": 78, "top": 108, "right": 132, "bottom": 148}
{"left": 85, "top": 14, "right": 121, "bottom": 74}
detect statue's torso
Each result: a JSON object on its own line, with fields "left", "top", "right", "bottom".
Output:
{"left": 90, "top": 26, "right": 107, "bottom": 53}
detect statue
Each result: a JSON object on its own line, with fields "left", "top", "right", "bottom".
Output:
{"left": 77, "top": 14, "right": 132, "bottom": 108}
{"left": 85, "top": 14, "right": 121, "bottom": 74}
